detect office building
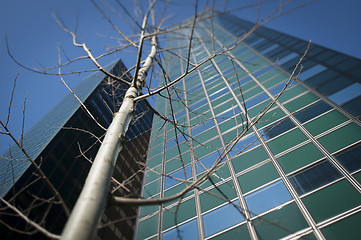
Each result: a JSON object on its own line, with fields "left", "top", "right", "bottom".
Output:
{"left": 0, "top": 60, "right": 153, "bottom": 239}
{"left": 136, "top": 12, "right": 361, "bottom": 240}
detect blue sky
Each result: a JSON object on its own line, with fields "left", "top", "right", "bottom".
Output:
{"left": 1, "top": 0, "right": 361, "bottom": 153}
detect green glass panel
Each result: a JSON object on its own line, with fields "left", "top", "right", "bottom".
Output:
{"left": 238, "top": 162, "right": 279, "bottom": 193}
{"left": 147, "top": 154, "right": 162, "bottom": 169}
{"left": 222, "top": 128, "right": 238, "bottom": 145}
{"left": 200, "top": 181, "right": 237, "bottom": 212}
{"left": 143, "top": 179, "right": 161, "bottom": 198}
{"left": 278, "top": 85, "right": 307, "bottom": 103}
{"left": 148, "top": 144, "right": 163, "bottom": 158}
{"left": 248, "top": 99, "right": 272, "bottom": 118}
{"left": 277, "top": 143, "right": 324, "bottom": 174}
{"left": 303, "top": 179, "right": 361, "bottom": 223}
{"left": 258, "top": 69, "right": 282, "bottom": 82}
{"left": 232, "top": 146, "right": 269, "bottom": 173}
{"left": 244, "top": 86, "right": 263, "bottom": 100}
{"left": 164, "top": 182, "right": 193, "bottom": 199}
{"left": 239, "top": 81, "right": 257, "bottom": 93}
{"left": 194, "top": 127, "right": 218, "bottom": 143}
{"left": 268, "top": 128, "right": 308, "bottom": 155}
{"left": 140, "top": 205, "right": 159, "bottom": 218}
{"left": 219, "top": 117, "right": 239, "bottom": 133}
{"left": 284, "top": 92, "right": 319, "bottom": 113}
{"left": 304, "top": 110, "right": 348, "bottom": 136}
{"left": 318, "top": 123, "right": 361, "bottom": 153}
{"left": 137, "top": 214, "right": 158, "bottom": 240}
{"left": 211, "top": 93, "right": 233, "bottom": 108}
{"left": 353, "top": 171, "right": 361, "bottom": 184}
{"left": 254, "top": 203, "right": 308, "bottom": 240}
{"left": 193, "top": 138, "right": 222, "bottom": 155}
{"left": 263, "top": 74, "right": 288, "bottom": 89}
{"left": 210, "top": 223, "right": 250, "bottom": 240}
{"left": 163, "top": 198, "right": 196, "bottom": 230}
{"left": 256, "top": 107, "right": 286, "bottom": 129}
{"left": 144, "top": 165, "right": 162, "bottom": 184}
{"left": 322, "top": 211, "right": 361, "bottom": 240}
{"left": 166, "top": 155, "right": 191, "bottom": 174}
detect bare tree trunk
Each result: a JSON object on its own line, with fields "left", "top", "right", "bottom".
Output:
{"left": 60, "top": 36, "right": 156, "bottom": 240}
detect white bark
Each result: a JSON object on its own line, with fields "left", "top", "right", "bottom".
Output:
{"left": 60, "top": 36, "right": 156, "bottom": 240}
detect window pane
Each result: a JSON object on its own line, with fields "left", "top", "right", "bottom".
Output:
{"left": 304, "top": 110, "right": 348, "bottom": 136}
{"left": 210, "top": 223, "right": 250, "bottom": 240}
{"left": 200, "top": 181, "right": 237, "bottom": 212}
{"left": 163, "top": 218, "right": 198, "bottom": 240}
{"left": 232, "top": 146, "right": 269, "bottom": 173}
{"left": 163, "top": 198, "right": 196, "bottom": 230}
{"left": 164, "top": 164, "right": 192, "bottom": 190}
{"left": 277, "top": 143, "right": 324, "bottom": 174}
{"left": 293, "top": 100, "right": 332, "bottom": 123}
{"left": 334, "top": 143, "right": 361, "bottom": 173}
{"left": 253, "top": 203, "right": 308, "bottom": 239}
{"left": 298, "top": 64, "right": 326, "bottom": 81}
{"left": 203, "top": 201, "right": 245, "bottom": 237}
{"left": 136, "top": 215, "right": 158, "bottom": 240}
{"left": 245, "top": 180, "right": 292, "bottom": 217}
{"left": 288, "top": 159, "right": 342, "bottom": 195}
{"left": 318, "top": 123, "right": 361, "bottom": 153}
{"left": 322, "top": 211, "right": 361, "bottom": 240}
{"left": 238, "top": 162, "right": 279, "bottom": 194}
{"left": 328, "top": 82, "right": 361, "bottom": 105}
{"left": 284, "top": 92, "right": 319, "bottom": 113}
{"left": 303, "top": 180, "right": 361, "bottom": 223}
{"left": 260, "top": 117, "right": 295, "bottom": 140}
{"left": 267, "top": 128, "right": 308, "bottom": 155}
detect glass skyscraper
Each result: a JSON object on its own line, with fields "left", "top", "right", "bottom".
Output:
{"left": 0, "top": 60, "right": 153, "bottom": 239}
{"left": 136, "top": 12, "right": 361, "bottom": 239}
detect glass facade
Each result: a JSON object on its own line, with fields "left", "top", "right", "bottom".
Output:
{"left": 0, "top": 60, "right": 153, "bottom": 239}
{"left": 136, "top": 13, "right": 361, "bottom": 239}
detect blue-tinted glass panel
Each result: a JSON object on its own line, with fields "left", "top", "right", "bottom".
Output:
{"left": 260, "top": 118, "right": 295, "bottom": 140}
{"left": 202, "top": 201, "right": 244, "bottom": 237}
{"left": 288, "top": 160, "right": 342, "bottom": 195}
{"left": 293, "top": 100, "right": 332, "bottom": 123}
{"left": 196, "top": 151, "right": 221, "bottom": 174}
{"left": 245, "top": 92, "right": 269, "bottom": 109}
{"left": 165, "top": 165, "right": 192, "bottom": 189}
{"left": 276, "top": 52, "right": 298, "bottom": 65}
{"left": 245, "top": 180, "right": 292, "bottom": 217}
{"left": 298, "top": 64, "right": 326, "bottom": 81}
{"left": 334, "top": 144, "right": 361, "bottom": 173}
{"left": 229, "top": 133, "right": 260, "bottom": 157}
{"left": 328, "top": 83, "right": 361, "bottom": 105}
{"left": 163, "top": 219, "right": 198, "bottom": 240}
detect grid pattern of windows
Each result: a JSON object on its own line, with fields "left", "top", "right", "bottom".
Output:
{"left": 136, "top": 13, "right": 361, "bottom": 239}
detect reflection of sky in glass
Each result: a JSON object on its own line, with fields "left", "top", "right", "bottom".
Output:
{"left": 163, "top": 218, "right": 198, "bottom": 240}
{"left": 196, "top": 151, "right": 221, "bottom": 174}
{"left": 298, "top": 64, "right": 326, "bottom": 81}
{"left": 203, "top": 201, "right": 245, "bottom": 237}
{"left": 164, "top": 164, "right": 192, "bottom": 189}
{"left": 293, "top": 101, "right": 332, "bottom": 123}
{"left": 245, "top": 180, "right": 292, "bottom": 217}
{"left": 259, "top": 118, "right": 295, "bottom": 141}
{"left": 230, "top": 133, "right": 259, "bottom": 157}
{"left": 328, "top": 82, "right": 361, "bottom": 105}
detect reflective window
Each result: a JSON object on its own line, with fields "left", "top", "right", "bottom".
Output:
{"left": 245, "top": 180, "right": 292, "bottom": 217}
{"left": 196, "top": 151, "right": 221, "bottom": 174}
{"left": 293, "top": 100, "right": 332, "bottom": 123}
{"left": 276, "top": 52, "right": 298, "bottom": 65}
{"left": 260, "top": 117, "right": 295, "bottom": 140}
{"left": 165, "top": 165, "right": 192, "bottom": 189}
{"left": 163, "top": 219, "right": 198, "bottom": 240}
{"left": 260, "top": 44, "right": 279, "bottom": 55}
{"left": 202, "top": 201, "right": 244, "bottom": 237}
{"left": 328, "top": 82, "right": 361, "bottom": 105}
{"left": 334, "top": 144, "right": 361, "bottom": 173}
{"left": 229, "top": 133, "right": 260, "bottom": 157}
{"left": 316, "top": 76, "right": 353, "bottom": 96}
{"left": 191, "top": 119, "right": 215, "bottom": 136}
{"left": 288, "top": 159, "right": 342, "bottom": 196}
{"left": 253, "top": 65, "right": 275, "bottom": 77}
{"left": 245, "top": 92, "right": 269, "bottom": 109}
{"left": 298, "top": 64, "right": 326, "bottom": 81}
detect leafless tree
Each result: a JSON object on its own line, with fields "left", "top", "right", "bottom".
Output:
{"left": 0, "top": 0, "right": 312, "bottom": 239}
